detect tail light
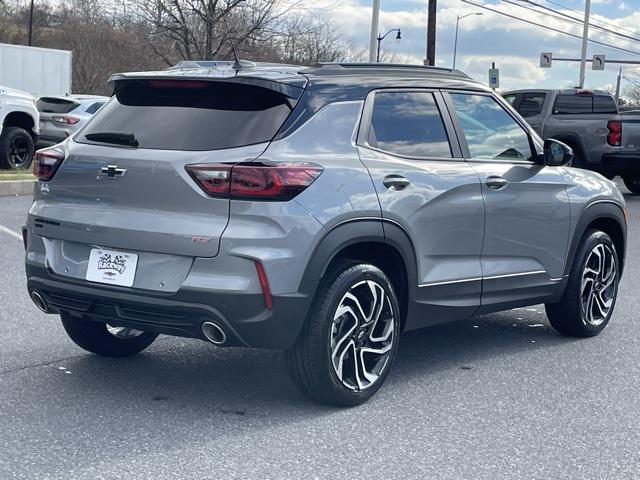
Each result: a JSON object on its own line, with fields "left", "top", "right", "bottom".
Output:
{"left": 607, "top": 120, "right": 622, "bottom": 146}
{"left": 185, "top": 162, "right": 323, "bottom": 201}
{"left": 51, "top": 115, "right": 80, "bottom": 125}
{"left": 33, "top": 147, "right": 65, "bottom": 181}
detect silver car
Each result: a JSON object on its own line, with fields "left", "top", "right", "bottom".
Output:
{"left": 36, "top": 95, "right": 109, "bottom": 147}
{"left": 25, "top": 63, "right": 627, "bottom": 406}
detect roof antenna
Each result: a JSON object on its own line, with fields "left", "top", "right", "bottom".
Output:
{"left": 220, "top": 10, "right": 242, "bottom": 73}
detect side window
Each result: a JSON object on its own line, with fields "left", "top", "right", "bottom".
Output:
{"left": 449, "top": 93, "right": 534, "bottom": 162}
{"left": 502, "top": 94, "right": 517, "bottom": 107}
{"left": 85, "top": 102, "right": 105, "bottom": 114}
{"left": 517, "top": 93, "right": 546, "bottom": 117}
{"left": 367, "top": 91, "right": 452, "bottom": 158}
{"left": 553, "top": 95, "right": 592, "bottom": 114}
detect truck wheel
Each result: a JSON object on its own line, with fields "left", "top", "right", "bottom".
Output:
{"left": 545, "top": 230, "right": 619, "bottom": 337}
{"left": 0, "top": 127, "right": 35, "bottom": 169}
{"left": 61, "top": 312, "right": 158, "bottom": 357}
{"left": 622, "top": 175, "right": 640, "bottom": 195}
{"left": 285, "top": 262, "right": 400, "bottom": 406}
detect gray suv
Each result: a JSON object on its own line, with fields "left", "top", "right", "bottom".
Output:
{"left": 25, "top": 63, "right": 627, "bottom": 406}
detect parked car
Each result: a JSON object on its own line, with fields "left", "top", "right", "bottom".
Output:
{"left": 25, "top": 63, "right": 626, "bottom": 406}
{"left": 0, "top": 85, "right": 39, "bottom": 169}
{"left": 503, "top": 89, "right": 640, "bottom": 194}
{"left": 36, "top": 95, "right": 109, "bottom": 147}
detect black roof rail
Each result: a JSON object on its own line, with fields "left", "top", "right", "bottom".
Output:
{"left": 302, "top": 62, "right": 471, "bottom": 79}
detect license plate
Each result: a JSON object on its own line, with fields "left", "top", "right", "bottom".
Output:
{"left": 86, "top": 248, "right": 138, "bottom": 287}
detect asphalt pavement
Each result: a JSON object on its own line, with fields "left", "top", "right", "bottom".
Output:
{"left": 0, "top": 184, "right": 639, "bottom": 480}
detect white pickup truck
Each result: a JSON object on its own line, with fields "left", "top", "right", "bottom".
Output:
{"left": 0, "top": 86, "right": 39, "bottom": 170}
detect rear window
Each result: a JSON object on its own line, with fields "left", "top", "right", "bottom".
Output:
{"left": 78, "top": 80, "right": 296, "bottom": 151}
{"left": 553, "top": 94, "right": 617, "bottom": 114}
{"left": 37, "top": 97, "right": 80, "bottom": 114}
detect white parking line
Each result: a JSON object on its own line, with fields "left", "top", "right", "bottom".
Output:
{"left": 0, "top": 223, "right": 22, "bottom": 242}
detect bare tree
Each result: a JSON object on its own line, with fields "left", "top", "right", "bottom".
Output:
{"left": 624, "top": 83, "right": 640, "bottom": 107}
{"left": 132, "top": 0, "right": 288, "bottom": 64}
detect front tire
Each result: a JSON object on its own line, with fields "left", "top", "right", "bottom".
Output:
{"left": 285, "top": 262, "right": 400, "bottom": 406}
{"left": 61, "top": 313, "right": 158, "bottom": 357}
{"left": 622, "top": 175, "right": 640, "bottom": 195}
{"left": 0, "top": 127, "right": 35, "bottom": 169}
{"left": 545, "top": 230, "right": 619, "bottom": 337}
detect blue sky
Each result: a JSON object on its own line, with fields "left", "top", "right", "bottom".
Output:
{"left": 312, "top": 0, "right": 640, "bottom": 94}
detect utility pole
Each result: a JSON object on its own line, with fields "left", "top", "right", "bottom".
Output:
{"left": 28, "top": 0, "right": 34, "bottom": 46}
{"left": 578, "top": 0, "right": 591, "bottom": 87}
{"left": 425, "top": 0, "right": 437, "bottom": 66}
{"left": 369, "top": 0, "right": 381, "bottom": 63}
{"left": 615, "top": 66, "right": 622, "bottom": 105}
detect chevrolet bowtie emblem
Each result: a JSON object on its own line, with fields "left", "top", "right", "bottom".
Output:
{"left": 99, "top": 165, "right": 127, "bottom": 178}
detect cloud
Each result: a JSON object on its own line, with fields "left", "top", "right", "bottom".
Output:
{"left": 459, "top": 54, "right": 548, "bottom": 88}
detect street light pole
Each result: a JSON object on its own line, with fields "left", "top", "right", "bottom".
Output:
{"left": 376, "top": 28, "right": 401, "bottom": 63}
{"left": 578, "top": 0, "right": 591, "bottom": 88}
{"left": 453, "top": 12, "right": 482, "bottom": 70}
{"left": 28, "top": 0, "right": 34, "bottom": 46}
{"left": 369, "top": 0, "right": 381, "bottom": 63}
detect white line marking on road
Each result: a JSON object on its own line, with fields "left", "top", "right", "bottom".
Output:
{"left": 0, "top": 223, "right": 21, "bottom": 242}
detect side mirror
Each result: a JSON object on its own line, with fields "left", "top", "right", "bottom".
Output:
{"left": 542, "top": 138, "right": 573, "bottom": 166}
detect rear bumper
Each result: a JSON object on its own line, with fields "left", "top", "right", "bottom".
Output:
{"left": 599, "top": 153, "right": 640, "bottom": 175}
{"left": 26, "top": 264, "right": 312, "bottom": 349}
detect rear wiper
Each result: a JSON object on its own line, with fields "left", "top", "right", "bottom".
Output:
{"left": 84, "top": 132, "right": 139, "bottom": 148}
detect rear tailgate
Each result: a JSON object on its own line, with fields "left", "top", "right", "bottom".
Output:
{"left": 31, "top": 74, "right": 305, "bottom": 260}
{"left": 621, "top": 113, "right": 640, "bottom": 153}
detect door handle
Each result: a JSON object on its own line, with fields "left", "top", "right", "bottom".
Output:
{"left": 486, "top": 176, "right": 508, "bottom": 190}
{"left": 383, "top": 175, "right": 411, "bottom": 191}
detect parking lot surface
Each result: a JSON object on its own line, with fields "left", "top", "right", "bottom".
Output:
{"left": 1, "top": 185, "right": 639, "bottom": 480}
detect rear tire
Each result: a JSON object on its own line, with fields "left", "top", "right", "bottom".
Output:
{"left": 285, "top": 262, "right": 400, "bottom": 406}
{"left": 0, "top": 126, "right": 35, "bottom": 170}
{"left": 60, "top": 312, "right": 158, "bottom": 357}
{"left": 622, "top": 175, "right": 640, "bottom": 195}
{"left": 545, "top": 230, "right": 619, "bottom": 337}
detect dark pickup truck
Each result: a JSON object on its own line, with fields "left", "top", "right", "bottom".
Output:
{"left": 503, "top": 88, "right": 640, "bottom": 194}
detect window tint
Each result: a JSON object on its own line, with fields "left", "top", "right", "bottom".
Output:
{"left": 553, "top": 95, "right": 593, "bottom": 114}
{"left": 517, "top": 92, "right": 546, "bottom": 117}
{"left": 85, "top": 102, "right": 105, "bottom": 114}
{"left": 502, "top": 94, "right": 517, "bottom": 106}
{"left": 79, "top": 80, "right": 295, "bottom": 151}
{"left": 594, "top": 96, "right": 617, "bottom": 113}
{"left": 367, "top": 91, "right": 451, "bottom": 158}
{"left": 450, "top": 93, "right": 533, "bottom": 162}
{"left": 36, "top": 97, "right": 80, "bottom": 114}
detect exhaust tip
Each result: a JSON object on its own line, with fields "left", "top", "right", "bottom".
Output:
{"left": 202, "top": 321, "right": 227, "bottom": 345}
{"left": 30, "top": 290, "right": 48, "bottom": 313}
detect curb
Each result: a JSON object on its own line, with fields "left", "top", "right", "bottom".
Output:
{"left": 0, "top": 180, "right": 35, "bottom": 197}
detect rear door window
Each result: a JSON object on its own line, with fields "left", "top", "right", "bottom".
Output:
{"left": 78, "top": 80, "right": 297, "bottom": 151}
{"left": 367, "top": 91, "right": 452, "bottom": 158}
{"left": 36, "top": 97, "right": 80, "bottom": 114}
{"left": 517, "top": 93, "right": 546, "bottom": 117}
{"left": 553, "top": 95, "right": 593, "bottom": 114}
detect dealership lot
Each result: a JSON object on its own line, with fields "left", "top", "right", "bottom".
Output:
{"left": 1, "top": 187, "right": 639, "bottom": 480}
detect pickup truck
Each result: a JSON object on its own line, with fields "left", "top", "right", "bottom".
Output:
{"left": 503, "top": 88, "right": 640, "bottom": 194}
{"left": 0, "top": 85, "right": 39, "bottom": 170}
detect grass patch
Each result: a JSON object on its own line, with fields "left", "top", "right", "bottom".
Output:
{"left": 0, "top": 169, "right": 35, "bottom": 181}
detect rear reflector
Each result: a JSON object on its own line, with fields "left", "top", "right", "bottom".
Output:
{"left": 255, "top": 261, "right": 273, "bottom": 310}
{"left": 185, "top": 162, "right": 323, "bottom": 201}
{"left": 21, "top": 226, "right": 28, "bottom": 250}
{"left": 607, "top": 120, "right": 622, "bottom": 146}
{"left": 33, "top": 147, "right": 65, "bottom": 181}
{"left": 51, "top": 115, "right": 80, "bottom": 125}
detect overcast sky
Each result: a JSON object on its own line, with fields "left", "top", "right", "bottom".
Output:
{"left": 307, "top": 0, "right": 640, "bottom": 93}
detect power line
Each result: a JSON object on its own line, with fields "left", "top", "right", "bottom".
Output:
{"left": 510, "top": 0, "right": 640, "bottom": 45}
{"left": 461, "top": 0, "right": 640, "bottom": 57}
{"left": 541, "top": 0, "right": 638, "bottom": 37}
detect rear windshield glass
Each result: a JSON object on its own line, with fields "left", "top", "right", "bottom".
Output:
{"left": 553, "top": 94, "right": 617, "bottom": 114}
{"left": 37, "top": 98, "right": 80, "bottom": 114}
{"left": 78, "top": 80, "right": 295, "bottom": 151}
